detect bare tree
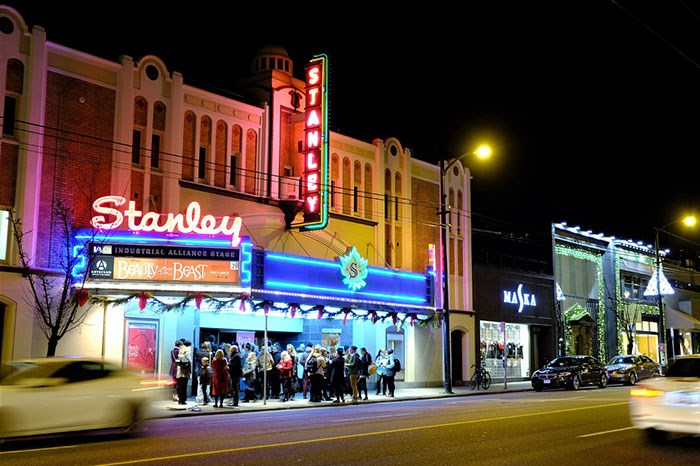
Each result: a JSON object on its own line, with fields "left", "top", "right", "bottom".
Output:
{"left": 10, "top": 199, "right": 92, "bottom": 356}
{"left": 618, "top": 292, "right": 641, "bottom": 355}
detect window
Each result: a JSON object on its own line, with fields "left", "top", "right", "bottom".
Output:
{"left": 3, "top": 95, "right": 17, "bottom": 137}
{"left": 198, "top": 147, "right": 207, "bottom": 180}
{"left": 150, "top": 133, "right": 161, "bottom": 169}
{"left": 131, "top": 129, "right": 142, "bottom": 165}
{"left": 229, "top": 154, "right": 238, "bottom": 186}
{"left": 0, "top": 209, "right": 9, "bottom": 261}
{"left": 621, "top": 273, "right": 650, "bottom": 301}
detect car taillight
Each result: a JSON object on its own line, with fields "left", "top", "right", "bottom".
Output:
{"left": 630, "top": 385, "right": 664, "bottom": 397}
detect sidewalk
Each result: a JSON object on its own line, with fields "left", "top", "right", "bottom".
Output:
{"left": 147, "top": 380, "right": 533, "bottom": 419}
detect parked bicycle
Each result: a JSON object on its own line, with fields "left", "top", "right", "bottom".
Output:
{"left": 469, "top": 364, "right": 492, "bottom": 390}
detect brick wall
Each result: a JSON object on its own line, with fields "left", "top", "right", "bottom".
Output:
{"left": 37, "top": 72, "right": 115, "bottom": 269}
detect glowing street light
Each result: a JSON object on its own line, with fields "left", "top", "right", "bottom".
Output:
{"left": 439, "top": 144, "right": 492, "bottom": 394}
{"left": 645, "top": 215, "right": 696, "bottom": 368}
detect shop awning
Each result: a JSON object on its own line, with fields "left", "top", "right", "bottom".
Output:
{"left": 666, "top": 307, "right": 700, "bottom": 331}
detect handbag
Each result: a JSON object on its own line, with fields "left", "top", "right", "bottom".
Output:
{"left": 368, "top": 363, "right": 378, "bottom": 375}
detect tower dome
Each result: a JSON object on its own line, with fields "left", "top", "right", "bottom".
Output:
{"left": 252, "top": 44, "right": 292, "bottom": 76}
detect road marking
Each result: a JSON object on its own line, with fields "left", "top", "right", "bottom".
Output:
{"left": 96, "top": 401, "right": 629, "bottom": 465}
{"left": 0, "top": 444, "right": 77, "bottom": 455}
{"left": 577, "top": 426, "right": 636, "bottom": 437}
{"left": 331, "top": 413, "right": 417, "bottom": 422}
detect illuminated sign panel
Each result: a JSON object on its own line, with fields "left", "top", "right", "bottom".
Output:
{"left": 260, "top": 251, "right": 433, "bottom": 312}
{"left": 91, "top": 195, "right": 243, "bottom": 247}
{"left": 88, "top": 256, "right": 239, "bottom": 283}
{"left": 299, "top": 54, "right": 329, "bottom": 230}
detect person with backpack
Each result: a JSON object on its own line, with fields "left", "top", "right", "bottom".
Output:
{"left": 385, "top": 349, "right": 397, "bottom": 397}
{"left": 175, "top": 341, "right": 192, "bottom": 405}
{"left": 357, "top": 347, "right": 372, "bottom": 401}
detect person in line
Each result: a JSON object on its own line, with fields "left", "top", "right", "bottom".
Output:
{"left": 169, "top": 340, "right": 183, "bottom": 401}
{"left": 207, "top": 335, "right": 219, "bottom": 354}
{"left": 211, "top": 349, "right": 230, "bottom": 408}
{"left": 375, "top": 348, "right": 388, "bottom": 396}
{"left": 308, "top": 346, "right": 326, "bottom": 402}
{"left": 194, "top": 340, "right": 212, "bottom": 402}
{"left": 270, "top": 343, "right": 282, "bottom": 399}
{"left": 198, "top": 356, "right": 212, "bottom": 406}
{"left": 346, "top": 345, "right": 360, "bottom": 402}
{"left": 319, "top": 347, "right": 332, "bottom": 401}
{"left": 257, "top": 345, "right": 273, "bottom": 400}
{"left": 328, "top": 347, "right": 346, "bottom": 403}
{"left": 242, "top": 350, "right": 258, "bottom": 402}
{"left": 287, "top": 343, "right": 300, "bottom": 400}
{"left": 385, "top": 349, "right": 397, "bottom": 397}
{"left": 277, "top": 350, "right": 294, "bottom": 402}
{"left": 175, "top": 341, "right": 192, "bottom": 405}
{"left": 301, "top": 344, "right": 313, "bottom": 399}
{"left": 227, "top": 344, "right": 242, "bottom": 407}
{"left": 357, "top": 347, "right": 372, "bottom": 401}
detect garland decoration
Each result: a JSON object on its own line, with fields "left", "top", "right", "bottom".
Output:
{"left": 239, "top": 293, "right": 249, "bottom": 311}
{"left": 83, "top": 291, "right": 439, "bottom": 325}
{"left": 76, "top": 289, "right": 90, "bottom": 307}
{"left": 193, "top": 293, "right": 206, "bottom": 310}
{"left": 137, "top": 292, "right": 151, "bottom": 310}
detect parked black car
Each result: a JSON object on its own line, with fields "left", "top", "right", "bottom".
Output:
{"left": 531, "top": 355, "right": 608, "bottom": 391}
{"left": 605, "top": 354, "right": 661, "bottom": 386}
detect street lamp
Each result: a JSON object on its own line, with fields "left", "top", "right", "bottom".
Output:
{"left": 439, "top": 144, "right": 491, "bottom": 394}
{"left": 649, "top": 215, "right": 696, "bottom": 368}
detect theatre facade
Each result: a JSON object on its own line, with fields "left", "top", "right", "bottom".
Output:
{"left": 0, "top": 5, "right": 479, "bottom": 388}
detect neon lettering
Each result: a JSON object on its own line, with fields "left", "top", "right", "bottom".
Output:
{"left": 91, "top": 196, "right": 243, "bottom": 247}
{"left": 306, "top": 130, "right": 320, "bottom": 149}
{"left": 306, "top": 109, "right": 320, "bottom": 127}
{"left": 307, "top": 87, "right": 319, "bottom": 106}
{"left": 307, "top": 152, "right": 318, "bottom": 169}
{"left": 308, "top": 66, "right": 320, "bottom": 85}
{"left": 307, "top": 173, "right": 318, "bottom": 191}
{"left": 307, "top": 196, "right": 318, "bottom": 212}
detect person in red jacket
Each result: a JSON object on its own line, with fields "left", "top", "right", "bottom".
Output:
{"left": 211, "top": 349, "right": 230, "bottom": 408}
{"left": 277, "top": 350, "right": 294, "bottom": 402}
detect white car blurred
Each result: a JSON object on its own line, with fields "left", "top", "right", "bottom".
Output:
{"left": 629, "top": 355, "right": 700, "bottom": 442}
{"left": 0, "top": 357, "right": 170, "bottom": 440}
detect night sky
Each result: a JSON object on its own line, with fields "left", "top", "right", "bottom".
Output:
{"left": 7, "top": 1, "right": 700, "bottom": 256}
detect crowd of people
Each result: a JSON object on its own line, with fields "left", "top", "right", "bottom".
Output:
{"left": 168, "top": 336, "right": 400, "bottom": 406}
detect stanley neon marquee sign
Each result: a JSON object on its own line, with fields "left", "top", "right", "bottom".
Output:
{"left": 299, "top": 54, "right": 329, "bottom": 230}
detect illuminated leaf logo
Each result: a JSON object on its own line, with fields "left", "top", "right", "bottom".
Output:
{"left": 338, "top": 246, "right": 369, "bottom": 291}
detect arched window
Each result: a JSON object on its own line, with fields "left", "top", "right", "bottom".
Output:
{"left": 181, "top": 111, "right": 196, "bottom": 181}
{"left": 215, "top": 120, "right": 227, "bottom": 188}
{"left": 364, "top": 163, "right": 373, "bottom": 220}
{"left": 198, "top": 115, "right": 212, "bottom": 182}
{"left": 244, "top": 128, "right": 257, "bottom": 194}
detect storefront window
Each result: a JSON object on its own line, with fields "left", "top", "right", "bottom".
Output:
{"left": 480, "top": 320, "right": 530, "bottom": 379}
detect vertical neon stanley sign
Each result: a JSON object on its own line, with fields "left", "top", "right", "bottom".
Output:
{"left": 299, "top": 54, "right": 329, "bottom": 230}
